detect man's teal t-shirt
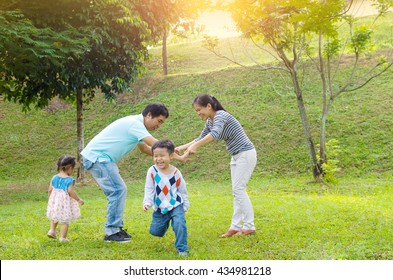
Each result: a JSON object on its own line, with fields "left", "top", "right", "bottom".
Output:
{"left": 81, "top": 114, "right": 151, "bottom": 163}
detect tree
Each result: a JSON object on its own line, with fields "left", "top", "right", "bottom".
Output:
{"left": 133, "top": 0, "right": 209, "bottom": 75}
{"left": 0, "top": 0, "right": 151, "bottom": 181}
{"left": 0, "top": 10, "right": 88, "bottom": 106}
{"left": 206, "top": 0, "right": 393, "bottom": 181}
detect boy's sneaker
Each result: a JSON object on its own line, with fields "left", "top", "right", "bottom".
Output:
{"left": 119, "top": 228, "right": 132, "bottom": 239}
{"left": 104, "top": 231, "right": 131, "bottom": 243}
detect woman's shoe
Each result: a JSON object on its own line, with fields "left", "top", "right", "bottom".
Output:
{"left": 59, "top": 237, "right": 70, "bottom": 242}
{"left": 234, "top": 229, "right": 256, "bottom": 236}
{"left": 220, "top": 229, "right": 240, "bottom": 238}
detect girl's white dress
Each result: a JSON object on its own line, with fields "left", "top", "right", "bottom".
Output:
{"left": 46, "top": 175, "right": 80, "bottom": 224}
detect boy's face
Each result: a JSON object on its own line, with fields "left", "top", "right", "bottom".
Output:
{"left": 153, "top": 147, "right": 173, "bottom": 171}
{"left": 144, "top": 113, "right": 166, "bottom": 131}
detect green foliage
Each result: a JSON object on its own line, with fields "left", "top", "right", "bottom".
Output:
{"left": 229, "top": 0, "right": 346, "bottom": 50}
{"left": 0, "top": 9, "right": 88, "bottom": 109}
{"left": 323, "top": 38, "right": 341, "bottom": 58}
{"left": 350, "top": 26, "right": 374, "bottom": 53}
{"left": 317, "top": 139, "right": 342, "bottom": 184}
{"left": 0, "top": 0, "right": 151, "bottom": 110}
{"left": 133, "top": 0, "right": 209, "bottom": 42}
{"left": 373, "top": 0, "right": 393, "bottom": 14}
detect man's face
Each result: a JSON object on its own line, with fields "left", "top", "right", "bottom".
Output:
{"left": 144, "top": 113, "right": 166, "bottom": 131}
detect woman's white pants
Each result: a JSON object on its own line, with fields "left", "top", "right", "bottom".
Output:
{"left": 230, "top": 148, "right": 257, "bottom": 231}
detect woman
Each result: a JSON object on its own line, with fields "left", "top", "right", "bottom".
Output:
{"left": 177, "top": 94, "right": 257, "bottom": 237}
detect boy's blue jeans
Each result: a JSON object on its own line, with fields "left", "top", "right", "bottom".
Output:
{"left": 83, "top": 158, "right": 127, "bottom": 236}
{"left": 150, "top": 206, "right": 188, "bottom": 253}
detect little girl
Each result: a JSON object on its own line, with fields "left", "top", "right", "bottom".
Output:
{"left": 46, "top": 155, "right": 84, "bottom": 242}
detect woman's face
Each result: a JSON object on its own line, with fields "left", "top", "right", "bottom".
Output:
{"left": 193, "top": 103, "right": 213, "bottom": 121}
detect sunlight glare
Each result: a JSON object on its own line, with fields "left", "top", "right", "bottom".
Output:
{"left": 197, "top": 11, "right": 241, "bottom": 38}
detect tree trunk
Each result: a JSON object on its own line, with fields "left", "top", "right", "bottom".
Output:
{"left": 319, "top": 109, "right": 328, "bottom": 165}
{"left": 76, "top": 87, "right": 85, "bottom": 182}
{"left": 162, "top": 28, "right": 168, "bottom": 76}
{"left": 319, "top": 98, "right": 334, "bottom": 165}
{"left": 291, "top": 71, "right": 323, "bottom": 179}
{"left": 318, "top": 32, "right": 328, "bottom": 165}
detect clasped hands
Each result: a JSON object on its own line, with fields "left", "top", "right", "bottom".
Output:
{"left": 175, "top": 144, "right": 198, "bottom": 163}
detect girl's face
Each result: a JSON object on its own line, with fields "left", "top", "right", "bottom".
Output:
{"left": 153, "top": 147, "right": 173, "bottom": 171}
{"left": 193, "top": 103, "right": 214, "bottom": 121}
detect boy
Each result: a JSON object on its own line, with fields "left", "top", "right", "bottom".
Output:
{"left": 143, "top": 140, "right": 190, "bottom": 256}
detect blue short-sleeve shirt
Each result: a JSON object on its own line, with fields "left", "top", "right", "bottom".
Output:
{"left": 81, "top": 114, "right": 151, "bottom": 163}
{"left": 51, "top": 175, "right": 75, "bottom": 191}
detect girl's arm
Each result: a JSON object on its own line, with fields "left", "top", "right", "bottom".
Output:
{"left": 67, "top": 183, "right": 84, "bottom": 205}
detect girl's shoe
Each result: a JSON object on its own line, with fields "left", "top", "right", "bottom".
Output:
{"left": 47, "top": 230, "right": 57, "bottom": 239}
{"left": 59, "top": 237, "right": 70, "bottom": 242}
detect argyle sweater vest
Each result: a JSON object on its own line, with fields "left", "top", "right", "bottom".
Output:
{"left": 151, "top": 166, "right": 183, "bottom": 214}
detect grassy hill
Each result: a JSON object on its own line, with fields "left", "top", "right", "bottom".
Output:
{"left": 1, "top": 14, "right": 393, "bottom": 189}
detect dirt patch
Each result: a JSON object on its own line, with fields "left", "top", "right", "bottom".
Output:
{"left": 116, "top": 73, "right": 164, "bottom": 104}
{"left": 43, "top": 97, "right": 70, "bottom": 113}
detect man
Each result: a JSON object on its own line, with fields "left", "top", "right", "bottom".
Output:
{"left": 81, "top": 103, "right": 183, "bottom": 242}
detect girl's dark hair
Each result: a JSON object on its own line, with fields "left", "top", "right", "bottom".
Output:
{"left": 57, "top": 155, "right": 76, "bottom": 172}
{"left": 142, "top": 102, "right": 169, "bottom": 118}
{"left": 192, "top": 94, "right": 225, "bottom": 111}
{"left": 152, "top": 139, "right": 175, "bottom": 154}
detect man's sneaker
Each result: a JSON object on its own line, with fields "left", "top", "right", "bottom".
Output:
{"left": 178, "top": 251, "right": 189, "bottom": 257}
{"left": 104, "top": 231, "right": 131, "bottom": 243}
{"left": 119, "top": 228, "right": 132, "bottom": 239}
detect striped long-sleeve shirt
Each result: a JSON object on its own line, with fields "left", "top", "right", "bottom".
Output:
{"left": 195, "top": 110, "right": 254, "bottom": 156}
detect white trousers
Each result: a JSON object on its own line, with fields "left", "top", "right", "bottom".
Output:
{"left": 230, "top": 148, "right": 257, "bottom": 231}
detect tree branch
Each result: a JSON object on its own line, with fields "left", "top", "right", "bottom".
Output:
{"left": 249, "top": 37, "right": 281, "bottom": 64}
{"left": 333, "top": 52, "right": 360, "bottom": 98}
{"left": 204, "top": 37, "right": 287, "bottom": 72}
{"left": 343, "top": 61, "right": 393, "bottom": 93}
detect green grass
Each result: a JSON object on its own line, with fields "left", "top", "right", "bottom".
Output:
{"left": 1, "top": 12, "right": 393, "bottom": 260}
{"left": 1, "top": 175, "right": 393, "bottom": 260}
